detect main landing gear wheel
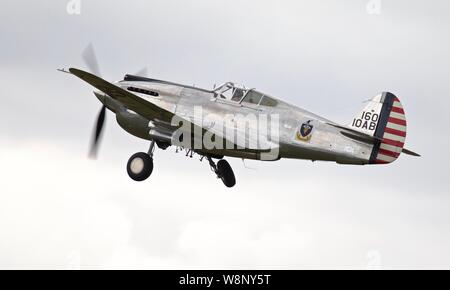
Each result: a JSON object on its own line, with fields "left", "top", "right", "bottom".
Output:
{"left": 207, "top": 156, "right": 236, "bottom": 188}
{"left": 217, "top": 160, "right": 236, "bottom": 188}
{"left": 127, "top": 140, "right": 156, "bottom": 182}
{"left": 127, "top": 152, "right": 153, "bottom": 181}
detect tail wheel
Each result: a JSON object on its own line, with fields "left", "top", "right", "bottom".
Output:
{"left": 127, "top": 152, "right": 153, "bottom": 181}
{"left": 217, "top": 160, "right": 236, "bottom": 188}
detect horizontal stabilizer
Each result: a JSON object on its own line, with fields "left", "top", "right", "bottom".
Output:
{"left": 327, "top": 122, "right": 381, "bottom": 144}
{"left": 402, "top": 148, "right": 421, "bottom": 157}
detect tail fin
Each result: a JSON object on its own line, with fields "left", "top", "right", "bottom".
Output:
{"left": 350, "top": 92, "right": 407, "bottom": 164}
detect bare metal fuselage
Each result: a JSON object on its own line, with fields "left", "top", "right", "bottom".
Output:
{"left": 97, "top": 77, "right": 372, "bottom": 165}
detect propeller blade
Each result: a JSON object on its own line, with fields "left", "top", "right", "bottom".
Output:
{"left": 134, "top": 67, "right": 148, "bottom": 77}
{"left": 82, "top": 43, "right": 102, "bottom": 77}
{"left": 89, "top": 105, "right": 106, "bottom": 158}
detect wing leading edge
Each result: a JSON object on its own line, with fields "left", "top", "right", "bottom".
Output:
{"left": 69, "top": 68, "right": 174, "bottom": 122}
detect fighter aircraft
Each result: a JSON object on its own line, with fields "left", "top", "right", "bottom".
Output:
{"left": 61, "top": 46, "right": 419, "bottom": 188}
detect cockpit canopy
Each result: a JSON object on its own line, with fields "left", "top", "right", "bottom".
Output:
{"left": 213, "top": 82, "right": 278, "bottom": 107}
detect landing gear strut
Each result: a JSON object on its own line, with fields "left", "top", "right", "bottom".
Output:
{"left": 207, "top": 156, "right": 236, "bottom": 188}
{"left": 126, "top": 142, "right": 236, "bottom": 187}
{"left": 127, "top": 140, "right": 155, "bottom": 181}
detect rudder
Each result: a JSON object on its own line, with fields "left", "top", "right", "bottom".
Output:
{"left": 350, "top": 92, "right": 407, "bottom": 164}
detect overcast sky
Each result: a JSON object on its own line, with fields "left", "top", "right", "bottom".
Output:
{"left": 1, "top": 0, "right": 449, "bottom": 269}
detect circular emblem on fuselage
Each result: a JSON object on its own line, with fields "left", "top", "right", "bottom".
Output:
{"left": 296, "top": 120, "right": 314, "bottom": 141}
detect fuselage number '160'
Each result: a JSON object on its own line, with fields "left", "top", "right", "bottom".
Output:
{"left": 352, "top": 111, "right": 379, "bottom": 131}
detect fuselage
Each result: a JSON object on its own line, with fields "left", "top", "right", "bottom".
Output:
{"left": 98, "top": 76, "right": 372, "bottom": 165}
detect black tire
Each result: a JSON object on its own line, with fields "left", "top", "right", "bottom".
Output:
{"left": 217, "top": 160, "right": 236, "bottom": 188}
{"left": 127, "top": 152, "right": 153, "bottom": 181}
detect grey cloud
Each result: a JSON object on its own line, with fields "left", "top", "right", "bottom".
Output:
{"left": 1, "top": 0, "right": 449, "bottom": 269}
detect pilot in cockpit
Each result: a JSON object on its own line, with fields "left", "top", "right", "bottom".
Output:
{"left": 231, "top": 88, "right": 245, "bottom": 102}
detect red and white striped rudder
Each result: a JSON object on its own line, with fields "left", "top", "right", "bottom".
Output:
{"left": 349, "top": 92, "right": 407, "bottom": 164}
